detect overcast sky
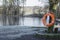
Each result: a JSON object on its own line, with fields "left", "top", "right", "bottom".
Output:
{"left": 0, "top": 0, "right": 2, "bottom": 6}
{"left": 0, "top": 0, "right": 49, "bottom": 7}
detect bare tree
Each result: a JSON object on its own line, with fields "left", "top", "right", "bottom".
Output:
{"left": 2, "top": 0, "right": 20, "bottom": 25}
{"left": 2, "top": 0, "right": 8, "bottom": 25}
{"left": 20, "top": 0, "right": 26, "bottom": 25}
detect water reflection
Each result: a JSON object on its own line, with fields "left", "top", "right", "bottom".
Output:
{"left": 0, "top": 16, "right": 44, "bottom": 27}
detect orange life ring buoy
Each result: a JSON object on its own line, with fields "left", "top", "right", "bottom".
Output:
{"left": 42, "top": 12, "right": 55, "bottom": 27}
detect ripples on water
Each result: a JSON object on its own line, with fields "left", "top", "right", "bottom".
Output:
{"left": 0, "top": 26, "right": 47, "bottom": 39}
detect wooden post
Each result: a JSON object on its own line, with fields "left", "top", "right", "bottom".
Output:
{"left": 47, "top": 14, "right": 54, "bottom": 33}
{"left": 48, "top": 25, "right": 54, "bottom": 33}
{"left": 48, "top": 0, "right": 58, "bottom": 33}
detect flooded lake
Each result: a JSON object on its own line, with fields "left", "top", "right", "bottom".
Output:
{"left": 19, "top": 17, "right": 44, "bottom": 27}
{"left": 0, "top": 17, "right": 48, "bottom": 40}
{"left": 0, "top": 17, "right": 44, "bottom": 27}
{"left": 0, "top": 26, "right": 47, "bottom": 40}
{"left": 0, "top": 17, "right": 60, "bottom": 40}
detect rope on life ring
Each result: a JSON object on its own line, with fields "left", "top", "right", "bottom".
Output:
{"left": 42, "top": 12, "right": 55, "bottom": 27}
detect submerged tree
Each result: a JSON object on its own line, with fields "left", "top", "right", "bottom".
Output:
{"left": 2, "top": 0, "right": 20, "bottom": 25}
{"left": 2, "top": 0, "right": 8, "bottom": 25}
{"left": 20, "top": 0, "right": 26, "bottom": 25}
